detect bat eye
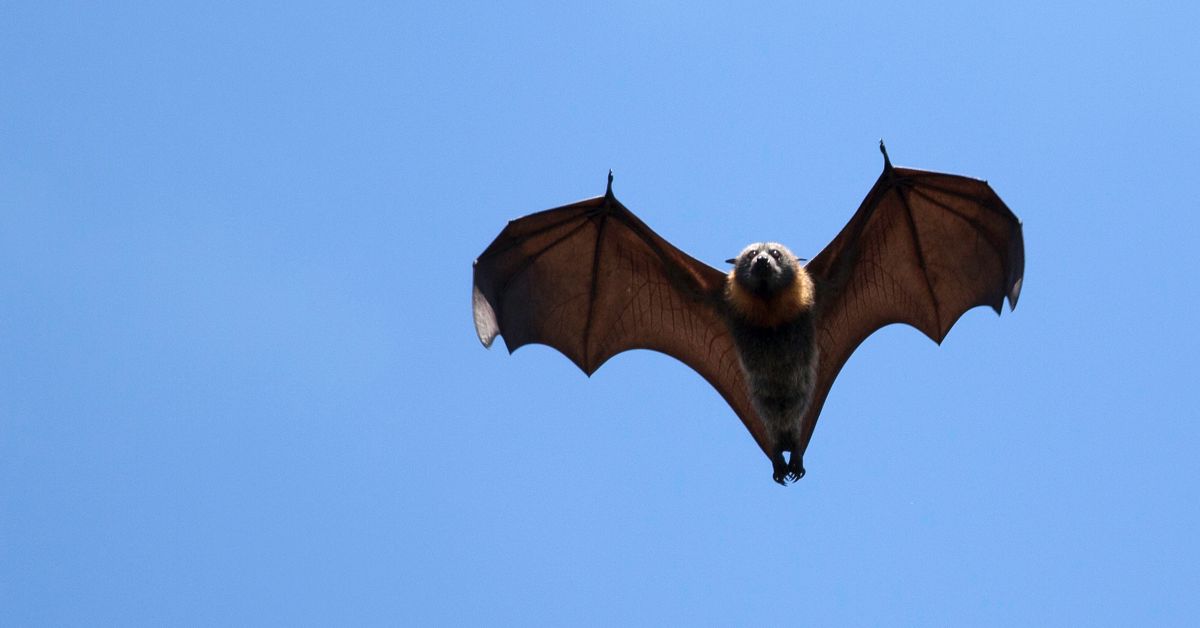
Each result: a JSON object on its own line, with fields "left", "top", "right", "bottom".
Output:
{"left": 769, "top": 249, "right": 781, "bottom": 259}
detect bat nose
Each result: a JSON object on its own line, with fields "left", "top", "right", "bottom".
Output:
{"left": 751, "top": 255, "right": 772, "bottom": 276}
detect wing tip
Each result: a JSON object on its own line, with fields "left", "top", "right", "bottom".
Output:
{"left": 1007, "top": 276, "right": 1023, "bottom": 311}
{"left": 472, "top": 284, "right": 500, "bottom": 348}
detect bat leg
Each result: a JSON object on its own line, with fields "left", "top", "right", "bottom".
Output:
{"left": 786, "top": 452, "right": 806, "bottom": 482}
{"left": 771, "top": 451, "right": 789, "bottom": 486}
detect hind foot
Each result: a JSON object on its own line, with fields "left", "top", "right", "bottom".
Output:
{"left": 786, "top": 455, "right": 805, "bottom": 482}
{"left": 772, "top": 454, "right": 789, "bottom": 486}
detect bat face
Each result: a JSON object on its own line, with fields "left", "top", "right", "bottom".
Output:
{"left": 730, "top": 242, "right": 801, "bottom": 298}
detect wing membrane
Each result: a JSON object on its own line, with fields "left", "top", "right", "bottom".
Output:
{"left": 473, "top": 187, "right": 771, "bottom": 453}
{"left": 799, "top": 160, "right": 1025, "bottom": 452}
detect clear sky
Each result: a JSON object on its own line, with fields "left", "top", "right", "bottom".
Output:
{"left": 3, "top": 2, "right": 1198, "bottom": 625}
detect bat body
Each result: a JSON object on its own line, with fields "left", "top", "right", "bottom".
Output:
{"left": 473, "top": 144, "right": 1024, "bottom": 484}
{"left": 724, "top": 243, "right": 817, "bottom": 482}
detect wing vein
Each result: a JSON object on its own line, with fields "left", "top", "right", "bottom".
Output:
{"left": 896, "top": 182, "right": 942, "bottom": 332}
{"left": 583, "top": 212, "right": 608, "bottom": 369}
{"left": 478, "top": 209, "right": 593, "bottom": 261}
{"left": 493, "top": 217, "right": 593, "bottom": 323}
{"left": 907, "top": 187, "right": 1008, "bottom": 261}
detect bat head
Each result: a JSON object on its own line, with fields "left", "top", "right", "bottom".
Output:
{"left": 729, "top": 242, "right": 802, "bottom": 297}
{"left": 725, "top": 243, "right": 815, "bottom": 327}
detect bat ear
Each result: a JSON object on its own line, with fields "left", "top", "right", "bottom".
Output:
{"left": 725, "top": 258, "right": 737, "bottom": 265}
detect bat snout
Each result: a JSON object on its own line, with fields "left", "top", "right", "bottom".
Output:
{"left": 751, "top": 255, "right": 774, "bottom": 277}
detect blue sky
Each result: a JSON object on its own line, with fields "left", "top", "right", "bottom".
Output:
{"left": 3, "top": 2, "right": 1198, "bottom": 625}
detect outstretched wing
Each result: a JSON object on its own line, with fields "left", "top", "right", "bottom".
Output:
{"left": 799, "top": 147, "right": 1025, "bottom": 454}
{"left": 472, "top": 178, "right": 770, "bottom": 453}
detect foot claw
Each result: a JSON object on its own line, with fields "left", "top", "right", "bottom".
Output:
{"left": 772, "top": 456, "right": 790, "bottom": 486}
{"left": 787, "top": 458, "right": 806, "bottom": 482}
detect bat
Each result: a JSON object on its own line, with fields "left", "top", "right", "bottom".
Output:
{"left": 472, "top": 143, "right": 1024, "bottom": 485}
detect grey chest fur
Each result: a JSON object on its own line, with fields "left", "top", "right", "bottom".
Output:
{"left": 727, "top": 313, "right": 818, "bottom": 432}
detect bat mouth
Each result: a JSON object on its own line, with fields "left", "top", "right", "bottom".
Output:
{"left": 750, "top": 256, "right": 774, "bottom": 278}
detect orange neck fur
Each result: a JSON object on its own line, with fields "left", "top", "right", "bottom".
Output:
{"left": 725, "top": 268, "right": 815, "bottom": 328}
